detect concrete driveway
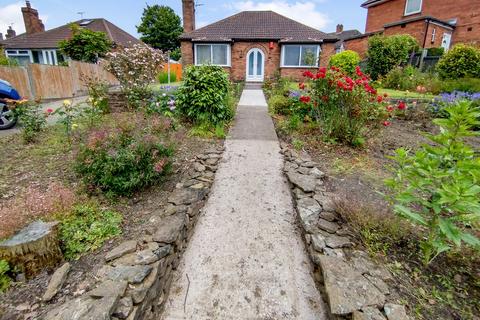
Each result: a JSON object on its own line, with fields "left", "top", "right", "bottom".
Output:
{"left": 0, "top": 96, "right": 89, "bottom": 137}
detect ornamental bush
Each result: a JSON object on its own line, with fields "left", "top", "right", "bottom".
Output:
{"left": 298, "top": 66, "right": 389, "bottom": 146}
{"left": 367, "top": 34, "right": 419, "bottom": 80}
{"left": 437, "top": 44, "right": 480, "bottom": 80}
{"left": 329, "top": 50, "right": 361, "bottom": 75}
{"left": 385, "top": 100, "right": 480, "bottom": 265}
{"left": 176, "top": 65, "right": 233, "bottom": 125}
{"left": 104, "top": 44, "right": 167, "bottom": 108}
{"left": 75, "top": 114, "right": 174, "bottom": 196}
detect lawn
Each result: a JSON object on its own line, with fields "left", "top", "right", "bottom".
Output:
{"left": 377, "top": 88, "right": 436, "bottom": 99}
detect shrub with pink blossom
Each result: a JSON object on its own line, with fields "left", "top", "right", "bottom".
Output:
{"left": 104, "top": 44, "right": 167, "bottom": 108}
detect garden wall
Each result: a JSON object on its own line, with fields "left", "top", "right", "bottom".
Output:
{"left": 0, "top": 61, "right": 119, "bottom": 100}
{"left": 42, "top": 146, "right": 224, "bottom": 320}
{"left": 281, "top": 144, "right": 410, "bottom": 320}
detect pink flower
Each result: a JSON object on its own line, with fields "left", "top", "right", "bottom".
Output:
{"left": 46, "top": 108, "right": 53, "bottom": 113}
{"left": 383, "top": 121, "right": 391, "bottom": 127}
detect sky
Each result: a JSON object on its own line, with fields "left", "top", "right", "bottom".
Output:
{"left": 0, "top": 0, "right": 368, "bottom": 38}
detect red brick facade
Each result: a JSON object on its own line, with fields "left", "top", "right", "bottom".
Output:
{"left": 343, "top": 36, "right": 370, "bottom": 58}
{"left": 181, "top": 40, "right": 332, "bottom": 82}
{"left": 364, "top": 0, "right": 480, "bottom": 46}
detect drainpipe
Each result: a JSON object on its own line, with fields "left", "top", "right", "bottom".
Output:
{"left": 419, "top": 18, "right": 431, "bottom": 70}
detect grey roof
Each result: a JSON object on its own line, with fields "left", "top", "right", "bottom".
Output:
{"left": 1, "top": 18, "right": 142, "bottom": 49}
{"left": 180, "top": 11, "right": 337, "bottom": 43}
{"left": 328, "top": 29, "right": 363, "bottom": 41}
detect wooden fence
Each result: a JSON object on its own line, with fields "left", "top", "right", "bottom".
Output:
{"left": 0, "top": 61, "right": 119, "bottom": 100}
{"left": 162, "top": 62, "right": 182, "bottom": 81}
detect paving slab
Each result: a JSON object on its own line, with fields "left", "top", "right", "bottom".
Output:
{"left": 161, "top": 89, "right": 327, "bottom": 319}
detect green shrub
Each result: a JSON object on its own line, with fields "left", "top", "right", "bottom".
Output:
{"left": 81, "top": 74, "right": 110, "bottom": 117}
{"left": 367, "top": 34, "right": 419, "bottom": 80}
{"left": 176, "top": 65, "right": 233, "bottom": 125}
{"left": 59, "top": 204, "right": 122, "bottom": 260}
{"left": 439, "top": 78, "right": 480, "bottom": 93}
{"left": 11, "top": 100, "right": 49, "bottom": 143}
{"left": 269, "top": 94, "right": 292, "bottom": 115}
{"left": 382, "top": 65, "right": 437, "bottom": 92}
{"left": 75, "top": 120, "right": 173, "bottom": 196}
{"left": 437, "top": 44, "right": 480, "bottom": 79}
{"left": 0, "top": 260, "right": 11, "bottom": 293}
{"left": 427, "top": 47, "right": 444, "bottom": 57}
{"left": 385, "top": 100, "right": 480, "bottom": 265}
{"left": 329, "top": 50, "right": 361, "bottom": 75}
{"left": 157, "top": 71, "right": 177, "bottom": 84}
{"left": 0, "top": 53, "right": 19, "bottom": 66}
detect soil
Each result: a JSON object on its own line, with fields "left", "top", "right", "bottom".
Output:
{"left": 0, "top": 121, "right": 222, "bottom": 320}
{"left": 274, "top": 115, "right": 480, "bottom": 320}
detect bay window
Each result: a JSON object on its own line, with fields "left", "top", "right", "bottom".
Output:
{"left": 194, "top": 44, "right": 230, "bottom": 66}
{"left": 405, "top": 0, "right": 422, "bottom": 15}
{"left": 281, "top": 45, "right": 320, "bottom": 67}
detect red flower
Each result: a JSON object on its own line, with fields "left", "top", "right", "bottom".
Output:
{"left": 319, "top": 67, "right": 327, "bottom": 74}
{"left": 299, "top": 82, "right": 305, "bottom": 90}
{"left": 302, "top": 71, "right": 314, "bottom": 78}
{"left": 300, "top": 96, "right": 311, "bottom": 103}
{"left": 321, "top": 95, "right": 328, "bottom": 102}
{"left": 377, "top": 96, "right": 383, "bottom": 103}
{"left": 337, "top": 81, "right": 345, "bottom": 88}
{"left": 386, "top": 105, "right": 394, "bottom": 112}
{"left": 316, "top": 72, "right": 326, "bottom": 79}
{"left": 383, "top": 121, "right": 391, "bottom": 127}
{"left": 397, "top": 101, "right": 406, "bottom": 110}
{"left": 46, "top": 108, "right": 54, "bottom": 113}
{"left": 355, "top": 66, "right": 364, "bottom": 77}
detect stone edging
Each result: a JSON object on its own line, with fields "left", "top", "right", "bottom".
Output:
{"left": 280, "top": 144, "right": 410, "bottom": 320}
{"left": 41, "top": 146, "right": 224, "bottom": 320}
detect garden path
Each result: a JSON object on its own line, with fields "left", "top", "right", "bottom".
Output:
{"left": 161, "top": 89, "right": 327, "bottom": 319}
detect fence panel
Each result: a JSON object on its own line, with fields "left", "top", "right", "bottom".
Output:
{"left": 30, "top": 64, "right": 75, "bottom": 100}
{"left": 0, "top": 62, "right": 119, "bottom": 100}
{"left": 0, "top": 66, "right": 33, "bottom": 99}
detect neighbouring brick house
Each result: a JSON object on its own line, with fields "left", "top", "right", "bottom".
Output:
{"left": 0, "top": 1, "right": 141, "bottom": 65}
{"left": 343, "top": 0, "right": 480, "bottom": 58}
{"left": 180, "top": 0, "right": 337, "bottom": 82}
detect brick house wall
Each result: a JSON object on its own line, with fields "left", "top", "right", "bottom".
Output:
{"left": 365, "top": 0, "right": 480, "bottom": 45}
{"left": 343, "top": 36, "right": 370, "bottom": 58}
{"left": 181, "top": 40, "right": 333, "bottom": 82}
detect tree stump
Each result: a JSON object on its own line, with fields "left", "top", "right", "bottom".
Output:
{"left": 0, "top": 221, "right": 63, "bottom": 279}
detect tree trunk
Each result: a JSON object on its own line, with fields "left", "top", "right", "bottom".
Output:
{"left": 0, "top": 221, "right": 63, "bottom": 279}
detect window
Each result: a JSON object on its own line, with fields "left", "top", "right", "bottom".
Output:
{"left": 4, "top": 49, "right": 32, "bottom": 65}
{"left": 281, "top": 45, "right": 320, "bottom": 67}
{"left": 405, "top": 0, "right": 422, "bottom": 16}
{"left": 194, "top": 44, "right": 230, "bottom": 66}
{"left": 431, "top": 28, "right": 436, "bottom": 43}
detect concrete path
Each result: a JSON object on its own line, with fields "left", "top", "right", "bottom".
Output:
{"left": 161, "top": 89, "right": 327, "bottom": 319}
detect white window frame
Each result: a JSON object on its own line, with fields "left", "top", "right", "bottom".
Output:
{"left": 404, "top": 0, "right": 422, "bottom": 16}
{"left": 280, "top": 44, "right": 321, "bottom": 68}
{"left": 431, "top": 28, "right": 436, "bottom": 43}
{"left": 194, "top": 43, "right": 231, "bottom": 67}
{"left": 5, "top": 49, "right": 33, "bottom": 64}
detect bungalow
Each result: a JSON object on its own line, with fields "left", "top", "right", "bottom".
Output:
{"left": 179, "top": 0, "right": 338, "bottom": 82}
{"left": 0, "top": 1, "right": 142, "bottom": 66}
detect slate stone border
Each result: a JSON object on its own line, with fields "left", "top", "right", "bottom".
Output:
{"left": 280, "top": 143, "right": 410, "bottom": 320}
{"left": 42, "top": 146, "right": 224, "bottom": 320}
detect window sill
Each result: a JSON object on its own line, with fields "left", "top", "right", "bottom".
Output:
{"left": 280, "top": 66, "right": 318, "bottom": 68}
{"left": 403, "top": 11, "right": 421, "bottom": 17}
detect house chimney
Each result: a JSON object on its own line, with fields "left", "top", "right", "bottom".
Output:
{"left": 5, "top": 26, "right": 16, "bottom": 39}
{"left": 21, "top": 1, "right": 45, "bottom": 34}
{"left": 182, "top": 0, "right": 195, "bottom": 32}
{"left": 336, "top": 24, "right": 344, "bottom": 33}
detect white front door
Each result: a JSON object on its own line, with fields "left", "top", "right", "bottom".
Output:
{"left": 441, "top": 33, "right": 452, "bottom": 51}
{"left": 246, "top": 48, "right": 264, "bottom": 82}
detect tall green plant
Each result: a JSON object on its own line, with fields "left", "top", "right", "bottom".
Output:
{"left": 59, "top": 24, "right": 112, "bottom": 63}
{"left": 385, "top": 100, "right": 480, "bottom": 265}
{"left": 329, "top": 50, "right": 361, "bottom": 75}
{"left": 176, "top": 65, "right": 233, "bottom": 125}
{"left": 367, "top": 34, "right": 418, "bottom": 80}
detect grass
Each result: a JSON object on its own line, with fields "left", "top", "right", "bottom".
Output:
{"left": 378, "top": 88, "right": 436, "bottom": 99}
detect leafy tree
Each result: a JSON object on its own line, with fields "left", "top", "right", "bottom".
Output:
{"left": 385, "top": 100, "right": 480, "bottom": 265}
{"left": 366, "top": 34, "right": 418, "bottom": 80}
{"left": 59, "top": 24, "right": 112, "bottom": 63}
{"left": 137, "top": 5, "right": 183, "bottom": 54}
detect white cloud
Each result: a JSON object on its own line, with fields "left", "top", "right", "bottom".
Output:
{"left": 0, "top": 2, "right": 25, "bottom": 36}
{"left": 233, "top": 1, "right": 330, "bottom": 30}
